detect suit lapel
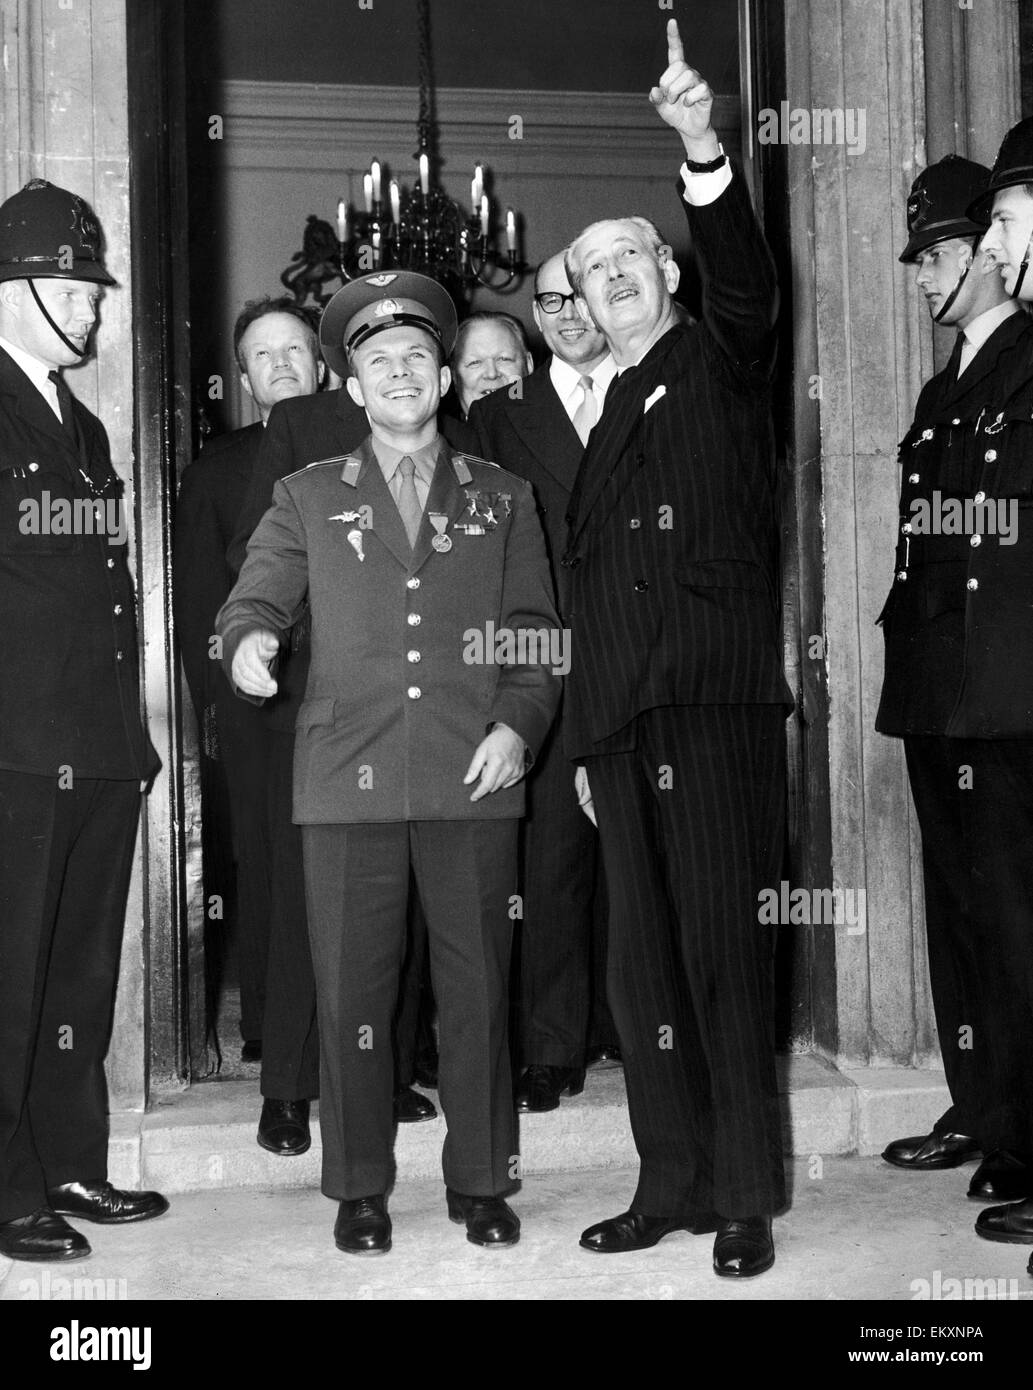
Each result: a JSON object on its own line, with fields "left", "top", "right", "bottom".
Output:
{"left": 506, "top": 368, "right": 584, "bottom": 492}
{"left": 0, "top": 347, "right": 80, "bottom": 463}
{"left": 936, "top": 311, "right": 1028, "bottom": 414}
{"left": 337, "top": 437, "right": 412, "bottom": 570}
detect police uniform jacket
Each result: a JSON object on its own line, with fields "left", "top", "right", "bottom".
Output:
{"left": 216, "top": 434, "right": 560, "bottom": 823}
{"left": 876, "top": 310, "right": 1033, "bottom": 738}
{"left": 0, "top": 347, "right": 156, "bottom": 779}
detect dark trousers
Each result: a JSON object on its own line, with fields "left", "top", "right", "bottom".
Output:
{"left": 587, "top": 705, "right": 786, "bottom": 1219}
{"left": 519, "top": 711, "right": 615, "bottom": 1068}
{"left": 216, "top": 692, "right": 319, "bottom": 1100}
{"left": 302, "top": 819, "right": 517, "bottom": 1200}
{"left": 0, "top": 770, "right": 139, "bottom": 1223}
{"left": 213, "top": 688, "right": 271, "bottom": 1044}
{"left": 904, "top": 736, "right": 1033, "bottom": 1156}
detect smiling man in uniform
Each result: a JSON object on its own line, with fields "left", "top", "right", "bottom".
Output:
{"left": 217, "top": 271, "right": 559, "bottom": 1255}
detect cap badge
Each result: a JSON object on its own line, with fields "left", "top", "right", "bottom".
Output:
{"left": 374, "top": 298, "right": 402, "bottom": 317}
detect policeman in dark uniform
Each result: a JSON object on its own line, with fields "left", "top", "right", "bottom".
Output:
{"left": 960, "top": 117, "right": 1033, "bottom": 1253}
{"left": 217, "top": 272, "right": 560, "bottom": 1255}
{"left": 0, "top": 180, "right": 167, "bottom": 1261}
{"left": 877, "top": 153, "right": 1033, "bottom": 1214}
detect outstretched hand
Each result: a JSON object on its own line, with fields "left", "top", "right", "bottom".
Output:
{"left": 648, "top": 18, "right": 717, "bottom": 150}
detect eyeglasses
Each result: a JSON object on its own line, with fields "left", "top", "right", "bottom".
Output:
{"left": 534, "top": 291, "right": 577, "bottom": 314}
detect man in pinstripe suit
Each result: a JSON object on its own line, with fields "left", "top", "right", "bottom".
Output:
{"left": 562, "top": 19, "right": 793, "bottom": 1278}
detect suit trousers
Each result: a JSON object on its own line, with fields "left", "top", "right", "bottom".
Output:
{"left": 260, "top": 730, "right": 320, "bottom": 1100}
{"left": 0, "top": 770, "right": 139, "bottom": 1222}
{"left": 586, "top": 705, "right": 786, "bottom": 1219}
{"left": 904, "top": 736, "right": 1033, "bottom": 1156}
{"left": 213, "top": 685, "right": 271, "bottom": 1044}
{"left": 302, "top": 819, "right": 517, "bottom": 1200}
{"left": 519, "top": 710, "right": 614, "bottom": 1067}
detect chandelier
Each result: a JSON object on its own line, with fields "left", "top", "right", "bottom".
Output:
{"left": 280, "top": 0, "right": 525, "bottom": 308}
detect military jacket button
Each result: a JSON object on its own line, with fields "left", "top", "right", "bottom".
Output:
{"left": 116, "top": 650, "right": 124, "bottom": 661}
{"left": 896, "top": 571, "right": 908, "bottom": 581}
{"left": 107, "top": 558, "right": 115, "bottom": 569}
{"left": 908, "top": 473, "right": 920, "bottom": 484}
{"left": 113, "top": 604, "right": 123, "bottom": 615}
{"left": 629, "top": 518, "right": 641, "bottom": 530}
{"left": 407, "top": 686, "right": 421, "bottom": 699}
{"left": 407, "top": 650, "right": 421, "bottom": 662}
{"left": 984, "top": 449, "right": 997, "bottom": 463}
{"left": 967, "top": 577, "right": 979, "bottom": 591}
{"left": 970, "top": 534, "right": 981, "bottom": 547}
{"left": 407, "top": 577, "right": 420, "bottom": 590}
{"left": 974, "top": 491, "right": 986, "bottom": 505}
{"left": 28, "top": 462, "right": 39, "bottom": 472}
{"left": 951, "top": 418, "right": 961, "bottom": 426}
{"left": 634, "top": 579, "right": 649, "bottom": 592}
{"left": 901, "top": 522, "right": 912, "bottom": 534}
{"left": 407, "top": 613, "right": 420, "bottom": 626}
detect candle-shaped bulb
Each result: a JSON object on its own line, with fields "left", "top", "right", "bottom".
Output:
{"left": 371, "top": 160, "right": 382, "bottom": 203}
{"left": 474, "top": 163, "right": 484, "bottom": 206}
{"left": 470, "top": 178, "right": 478, "bottom": 217}
{"left": 480, "top": 194, "right": 490, "bottom": 238}
{"left": 505, "top": 208, "right": 516, "bottom": 253}
{"left": 336, "top": 198, "right": 348, "bottom": 242}
{"left": 390, "top": 180, "right": 401, "bottom": 226}
{"left": 372, "top": 227, "right": 382, "bottom": 265}
{"left": 363, "top": 173, "right": 373, "bottom": 214}
{"left": 419, "top": 153, "right": 429, "bottom": 195}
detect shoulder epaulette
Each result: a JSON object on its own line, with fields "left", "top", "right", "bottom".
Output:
{"left": 282, "top": 455, "right": 355, "bottom": 482}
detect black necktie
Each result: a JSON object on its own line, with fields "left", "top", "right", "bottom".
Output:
{"left": 48, "top": 370, "right": 87, "bottom": 467}
{"left": 945, "top": 331, "right": 966, "bottom": 384}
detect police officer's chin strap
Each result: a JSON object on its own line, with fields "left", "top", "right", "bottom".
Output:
{"left": 1010, "top": 226, "right": 1033, "bottom": 300}
{"left": 27, "top": 279, "right": 88, "bottom": 358}
{"left": 932, "top": 247, "right": 973, "bottom": 324}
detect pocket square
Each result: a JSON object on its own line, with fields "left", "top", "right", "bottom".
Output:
{"left": 644, "top": 385, "right": 667, "bottom": 414}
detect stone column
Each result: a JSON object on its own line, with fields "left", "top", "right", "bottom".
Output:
{"left": 782, "top": 0, "right": 1019, "bottom": 1066}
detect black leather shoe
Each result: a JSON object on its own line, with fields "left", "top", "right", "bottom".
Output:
{"left": 241, "top": 1040, "right": 262, "bottom": 1063}
{"left": 46, "top": 1181, "right": 168, "bottom": 1225}
{"left": 394, "top": 1085, "right": 437, "bottom": 1123}
{"left": 586, "top": 1043, "right": 623, "bottom": 1069}
{"left": 967, "top": 1152, "right": 1033, "bottom": 1202}
{"left": 412, "top": 1052, "right": 439, "bottom": 1090}
{"left": 514, "top": 1064, "right": 586, "bottom": 1113}
{"left": 713, "top": 1216, "right": 775, "bottom": 1278}
{"left": 579, "top": 1210, "right": 715, "bottom": 1252}
{"left": 257, "top": 1098, "right": 311, "bottom": 1155}
{"left": 882, "top": 1131, "right": 981, "bottom": 1170}
{"left": 334, "top": 1195, "right": 391, "bottom": 1254}
{"left": 974, "top": 1197, "right": 1033, "bottom": 1244}
{"left": 446, "top": 1190, "right": 520, "bottom": 1247}
{"left": 0, "top": 1208, "right": 91, "bottom": 1261}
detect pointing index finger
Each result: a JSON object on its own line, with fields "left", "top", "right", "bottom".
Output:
{"left": 667, "top": 17, "right": 685, "bottom": 64}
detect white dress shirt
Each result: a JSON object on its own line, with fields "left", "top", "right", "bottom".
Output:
{"left": 549, "top": 352, "right": 617, "bottom": 426}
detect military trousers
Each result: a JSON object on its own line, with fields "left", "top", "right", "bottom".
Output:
{"left": 302, "top": 818, "right": 518, "bottom": 1201}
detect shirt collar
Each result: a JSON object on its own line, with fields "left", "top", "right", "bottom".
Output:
{"left": 549, "top": 352, "right": 616, "bottom": 405}
{"left": 0, "top": 334, "right": 56, "bottom": 401}
{"left": 962, "top": 301, "right": 1020, "bottom": 354}
{"left": 371, "top": 434, "right": 441, "bottom": 487}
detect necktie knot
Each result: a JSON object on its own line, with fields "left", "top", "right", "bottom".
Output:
{"left": 572, "top": 375, "right": 598, "bottom": 446}
{"left": 579, "top": 375, "right": 594, "bottom": 396}
{"left": 399, "top": 454, "right": 416, "bottom": 481}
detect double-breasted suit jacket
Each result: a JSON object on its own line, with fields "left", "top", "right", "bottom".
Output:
{"left": 876, "top": 309, "right": 1033, "bottom": 738}
{"left": 563, "top": 170, "right": 793, "bottom": 761}
{"left": 217, "top": 435, "right": 560, "bottom": 824}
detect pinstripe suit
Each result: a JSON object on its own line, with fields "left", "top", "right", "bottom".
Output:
{"left": 563, "top": 168, "right": 793, "bottom": 1218}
